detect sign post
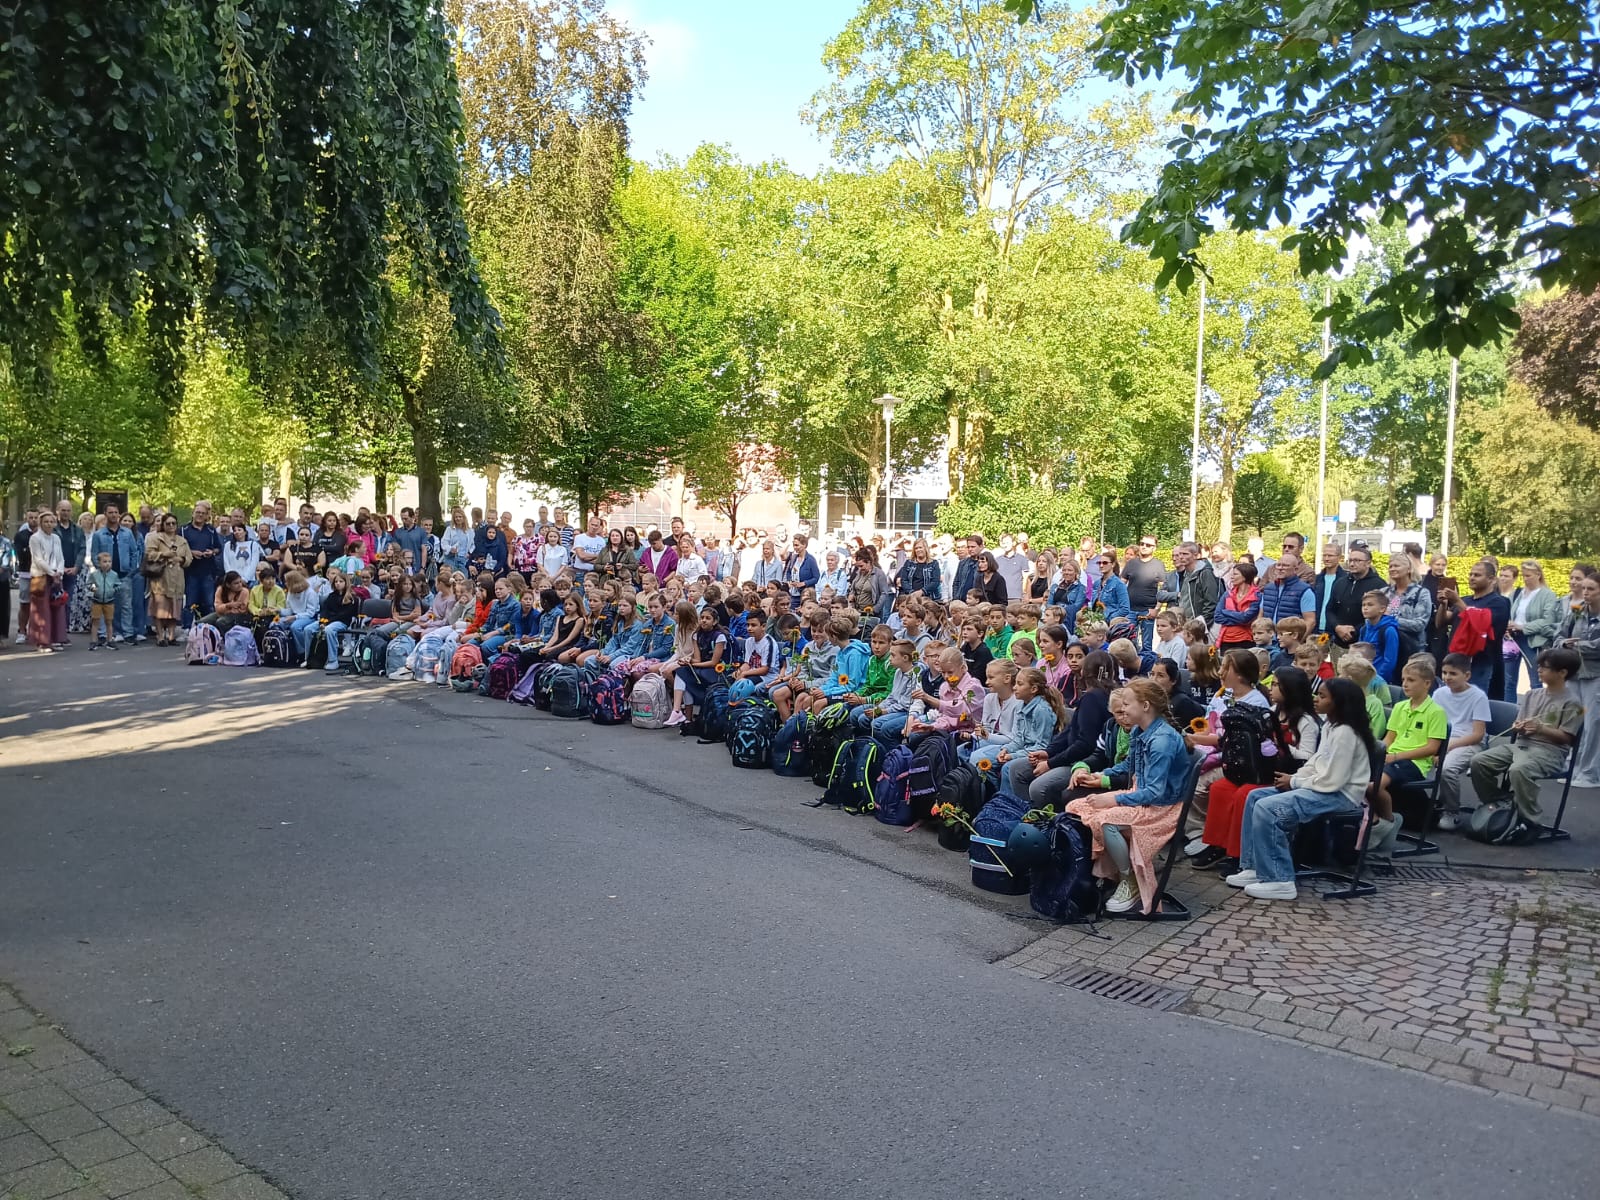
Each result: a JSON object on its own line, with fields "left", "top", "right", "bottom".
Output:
{"left": 1415, "top": 494, "right": 1435, "bottom": 557}
{"left": 1338, "top": 499, "right": 1358, "bottom": 556}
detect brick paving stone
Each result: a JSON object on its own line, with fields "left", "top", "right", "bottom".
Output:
{"left": 120, "top": 1184, "right": 192, "bottom": 1200}
{"left": 89, "top": 1153, "right": 172, "bottom": 1198}
{"left": 0, "top": 1130, "right": 57, "bottom": 1173}
{"left": 71, "top": 1080, "right": 143, "bottom": 1115}
{"left": 1, "top": 1155, "right": 90, "bottom": 1199}
{"left": 99, "top": 1102, "right": 173, "bottom": 1140}
{"left": 5, "top": 1082, "right": 76, "bottom": 1118}
{"left": 128, "top": 1124, "right": 208, "bottom": 1163}
{"left": 164, "top": 1146, "right": 244, "bottom": 1189}
{"left": 56, "top": 1128, "right": 137, "bottom": 1169}
{"left": 25, "top": 1102, "right": 105, "bottom": 1143}
{"left": 0, "top": 1112, "right": 24, "bottom": 1140}
{"left": 204, "top": 1175, "right": 291, "bottom": 1200}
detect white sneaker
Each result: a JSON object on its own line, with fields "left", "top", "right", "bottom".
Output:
{"left": 1243, "top": 880, "right": 1298, "bottom": 901}
{"left": 1106, "top": 876, "right": 1141, "bottom": 913}
{"left": 1224, "top": 869, "right": 1258, "bottom": 888}
{"left": 663, "top": 710, "right": 687, "bottom": 727}
{"left": 13, "top": 634, "right": 25, "bottom": 645}
{"left": 1183, "top": 836, "right": 1208, "bottom": 856}
{"left": 390, "top": 668, "right": 412, "bottom": 681}
{"left": 1436, "top": 811, "right": 1460, "bottom": 832}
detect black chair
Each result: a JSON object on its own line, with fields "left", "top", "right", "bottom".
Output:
{"left": 1486, "top": 700, "right": 1519, "bottom": 739}
{"left": 1388, "top": 684, "right": 1407, "bottom": 706}
{"left": 1508, "top": 726, "right": 1581, "bottom": 844}
{"left": 1391, "top": 719, "right": 1451, "bottom": 858}
{"left": 1107, "top": 748, "right": 1207, "bottom": 922}
{"left": 1294, "top": 744, "right": 1385, "bottom": 900}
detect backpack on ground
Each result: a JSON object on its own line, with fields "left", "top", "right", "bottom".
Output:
{"left": 969, "top": 789, "right": 1033, "bottom": 895}
{"left": 355, "top": 631, "right": 388, "bottom": 676}
{"left": 337, "top": 629, "right": 365, "bottom": 675}
{"left": 697, "top": 684, "right": 731, "bottom": 744}
{"left": 550, "top": 665, "right": 593, "bottom": 719}
{"left": 817, "top": 736, "right": 879, "bottom": 812}
{"left": 385, "top": 634, "right": 417, "bottom": 679}
{"left": 221, "top": 625, "right": 259, "bottom": 667}
{"left": 772, "top": 711, "right": 813, "bottom": 776}
{"left": 872, "top": 744, "right": 917, "bottom": 825}
{"left": 806, "top": 709, "right": 852, "bottom": 788}
{"left": 184, "top": 622, "right": 223, "bottom": 665}
{"left": 909, "top": 735, "right": 958, "bottom": 818}
{"left": 590, "top": 671, "right": 629, "bottom": 724}
{"left": 1220, "top": 704, "right": 1285, "bottom": 786}
{"left": 511, "top": 662, "right": 549, "bottom": 705}
{"left": 261, "top": 626, "right": 297, "bottom": 668}
{"left": 305, "top": 629, "right": 330, "bottom": 671}
{"left": 452, "top": 664, "right": 487, "bottom": 693}
{"left": 449, "top": 643, "right": 484, "bottom": 682}
{"left": 1466, "top": 802, "right": 1540, "bottom": 846}
{"left": 1028, "top": 812, "right": 1104, "bottom": 923}
{"left": 485, "top": 652, "right": 521, "bottom": 700}
{"left": 933, "top": 760, "right": 987, "bottom": 829}
{"left": 727, "top": 700, "right": 779, "bottom": 769}
{"left": 630, "top": 673, "right": 670, "bottom": 729}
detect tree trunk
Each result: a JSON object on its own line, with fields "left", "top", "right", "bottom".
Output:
{"left": 484, "top": 463, "right": 500, "bottom": 517}
{"left": 947, "top": 408, "right": 963, "bottom": 495}
{"left": 577, "top": 482, "right": 591, "bottom": 526}
{"left": 1218, "top": 468, "right": 1236, "bottom": 547}
{"left": 374, "top": 472, "right": 389, "bottom": 515}
{"left": 402, "top": 384, "right": 443, "bottom": 525}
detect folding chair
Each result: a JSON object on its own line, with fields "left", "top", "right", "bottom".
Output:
{"left": 1485, "top": 700, "right": 1519, "bottom": 739}
{"left": 1392, "top": 720, "right": 1451, "bottom": 858}
{"left": 1523, "top": 727, "right": 1580, "bottom": 844}
{"left": 1294, "top": 745, "right": 1385, "bottom": 900}
{"left": 1107, "top": 748, "right": 1207, "bottom": 922}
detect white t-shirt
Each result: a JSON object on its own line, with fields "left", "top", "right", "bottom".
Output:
{"left": 571, "top": 532, "right": 605, "bottom": 572}
{"left": 537, "top": 545, "right": 570, "bottom": 576}
{"left": 677, "top": 553, "right": 708, "bottom": 579}
{"left": 1432, "top": 684, "right": 1491, "bottom": 745}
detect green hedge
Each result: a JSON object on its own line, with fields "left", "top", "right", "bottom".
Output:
{"left": 933, "top": 485, "right": 1097, "bottom": 550}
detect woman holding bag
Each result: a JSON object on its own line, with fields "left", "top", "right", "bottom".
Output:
{"left": 26, "top": 510, "right": 68, "bottom": 651}
{"left": 143, "top": 513, "right": 193, "bottom": 646}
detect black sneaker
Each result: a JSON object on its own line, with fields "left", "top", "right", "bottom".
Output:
{"left": 1191, "top": 845, "right": 1227, "bottom": 868}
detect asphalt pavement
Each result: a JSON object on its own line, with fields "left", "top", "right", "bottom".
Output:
{"left": 0, "top": 648, "right": 1592, "bottom": 1199}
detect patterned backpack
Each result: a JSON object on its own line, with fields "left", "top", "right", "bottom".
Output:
{"left": 590, "top": 671, "right": 630, "bottom": 724}
{"left": 184, "top": 623, "right": 222, "bottom": 665}
{"left": 221, "top": 626, "right": 260, "bottom": 667}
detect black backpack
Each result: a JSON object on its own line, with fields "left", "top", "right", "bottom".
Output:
{"left": 261, "top": 626, "right": 297, "bottom": 668}
{"left": 907, "top": 734, "right": 955, "bottom": 808}
{"left": 358, "top": 631, "right": 388, "bottom": 676}
{"left": 807, "top": 706, "right": 854, "bottom": 788}
{"left": 820, "top": 737, "right": 880, "bottom": 812}
{"left": 727, "top": 700, "right": 779, "bottom": 769}
{"left": 1220, "top": 703, "right": 1286, "bottom": 785}
{"left": 932, "top": 759, "right": 987, "bottom": 826}
{"left": 1028, "top": 813, "right": 1105, "bottom": 923}
{"left": 305, "top": 629, "right": 329, "bottom": 671}
{"left": 548, "top": 666, "right": 591, "bottom": 719}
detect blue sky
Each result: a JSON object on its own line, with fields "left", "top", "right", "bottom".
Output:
{"left": 614, "top": 0, "right": 861, "bottom": 171}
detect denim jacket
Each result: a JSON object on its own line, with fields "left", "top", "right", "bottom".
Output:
{"left": 603, "top": 618, "right": 647, "bottom": 660}
{"left": 641, "top": 614, "right": 676, "bottom": 660}
{"left": 1103, "top": 720, "right": 1190, "bottom": 807}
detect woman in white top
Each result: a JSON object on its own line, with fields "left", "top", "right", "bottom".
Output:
{"left": 674, "top": 534, "right": 708, "bottom": 581}
{"left": 440, "top": 508, "right": 474, "bottom": 573}
{"left": 27, "top": 511, "right": 67, "bottom": 650}
{"left": 536, "top": 527, "right": 570, "bottom": 578}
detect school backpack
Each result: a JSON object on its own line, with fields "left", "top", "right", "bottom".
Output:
{"left": 550, "top": 665, "right": 592, "bottom": 719}
{"left": 337, "top": 629, "right": 365, "bottom": 674}
{"left": 511, "top": 662, "right": 549, "bottom": 705}
{"left": 727, "top": 700, "right": 779, "bottom": 769}
{"left": 1466, "top": 802, "right": 1540, "bottom": 846}
{"left": 1027, "top": 812, "right": 1104, "bottom": 923}
{"left": 630, "top": 673, "right": 670, "bottom": 729}
{"left": 452, "top": 664, "right": 487, "bottom": 693}
{"left": 449, "top": 642, "right": 484, "bottom": 682}
{"left": 261, "top": 626, "right": 296, "bottom": 668}
{"left": 1220, "top": 704, "right": 1285, "bottom": 786}
{"left": 771, "top": 711, "right": 813, "bottom": 777}
{"left": 533, "top": 664, "right": 559, "bottom": 710}
{"left": 590, "top": 670, "right": 630, "bottom": 724}
{"left": 806, "top": 705, "right": 854, "bottom": 788}
{"left": 385, "top": 634, "right": 417, "bottom": 679}
{"left": 933, "top": 759, "right": 987, "bottom": 828}
{"left": 907, "top": 734, "right": 956, "bottom": 809}
{"left": 305, "top": 629, "right": 330, "bottom": 671}
{"left": 485, "top": 652, "right": 521, "bottom": 700}
{"left": 355, "top": 631, "right": 389, "bottom": 676}
{"left": 697, "top": 684, "right": 731, "bottom": 744}
{"left": 969, "top": 789, "right": 1033, "bottom": 896}
{"left": 819, "top": 737, "right": 880, "bottom": 812}
{"left": 220, "top": 625, "right": 259, "bottom": 667}
{"left": 184, "top": 622, "right": 222, "bottom": 665}
{"left": 872, "top": 744, "right": 917, "bottom": 825}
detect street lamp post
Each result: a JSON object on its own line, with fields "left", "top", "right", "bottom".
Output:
{"left": 1441, "top": 357, "right": 1459, "bottom": 556}
{"left": 1187, "top": 277, "right": 1206, "bottom": 540}
{"left": 874, "top": 394, "right": 900, "bottom": 536}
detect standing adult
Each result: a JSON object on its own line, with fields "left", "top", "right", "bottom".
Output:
{"left": 818, "top": 551, "right": 849, "bottom": 599}
{"left": 221, "top": 520, "right": 262, "bottom": 583}
{"left": 1122, "top": 535, "right": 1168, "bottom": 649}
{"left": 1557, "top": 568, "right": 1600, "bottom": 788}
{"left": 12, "top": 510, "right": 34, "bottom": 645}
{"left": 1504, "top": 560, "right": 1561, "bottom": 701}
{"left": 951, "top": 534, "right": 984, "bottom": 603}
{"left": 55, "top": 501, "right": 88, "bottom": 634}
{"left": 552, "top": 508, "right": 576, "bottom": 552}
{"left": 440, "top": 508, "right": 473, "bottom": 575}
{"left": 1159, "top": 541, "right": 1220, "bottom": 626}
{"left": 1258, "top": 557, "right": 1316, "bottom": 626}
{"left": 1381, "top": 554, "right": 1433, "bottom": 663}
{"left": 640, "top": 529, "right": 678, "bottom": 585}
{"left": 144, "top": 517, "right": 190, "bottom": 646}
{"left": 1049, "top": 557, "right": 1087, "bottom": 630}
{"left": 976, "top": 551, "right": 1008, "bottom": 605}
{"left": 571, "top": 516, "right": 606, "bottom": 579}
{"left": 1213, "top": 561, "right": 1263, "bottom": 648}
{"left": 995, "top": 534, "right": 1029, "bottom": 602}
{"left": 1422, "top": 552, "right": 1450, "bottom": 605}
{"left": 90, "top": 502, "right": 142, "bottom": 644}
{"left": 1437, "top": 560, "right": 1511, "bottom": 696}
{"left": 749, "top": 538, "right": 784, "bottom": 589}
{"left": 0, "top": 519, "right": 13, "bottom": 646}
{"left": 26, "top": 510, "right": 68, "bottom": 650}
{"left": 595, "top": 528, "right": 639, "bottom": 587}
{"left": 391, "top": 507, "right": 429, "bottom": 577}
{"left": 1329, "top": 544, "right": 1386, "bottom": 649}
{"left": 1085, "top": 550, "right": 1130, "bottom": 620}
{"left": 180, "top": 501, "right": 224, "bottom": 625}
{"left": 937, "top": 534, "right": 961, "bottom": 602}
{"left": 782, "top": 534, "right": 819, "bottom": 604}
{"left": 895, "top": 537, "right": 942, "bottom": 601}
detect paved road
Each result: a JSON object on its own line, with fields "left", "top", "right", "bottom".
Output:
{"left": 0, "top": 651, "right": 1591, "bottom": 1199}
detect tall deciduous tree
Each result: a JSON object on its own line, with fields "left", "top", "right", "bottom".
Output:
{"left": 1512, "top": 289, "right": 1600, "bottom": 432}
{"left": 685, "top": 441, "right": 787, "bottom": 540}
{"left": 1, "top": 1, "right": 498, "bottom": 392}
{"left": 1231, "top": 453, "right": 1299, "bottom": 536}
{"left": 1088, "top": 0, "right": 1600, "bottom": 359}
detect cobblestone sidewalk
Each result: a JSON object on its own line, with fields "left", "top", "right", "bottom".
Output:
{"left": 1001, "top": 865, "right": 1600, "bottom": 1118}
{"left": 0, "top": 988, "right": 285, "bottom": 1200}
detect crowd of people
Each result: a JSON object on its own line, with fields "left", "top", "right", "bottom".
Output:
{"left": 3, "top": 496, "right": 1595, "bottom": 909}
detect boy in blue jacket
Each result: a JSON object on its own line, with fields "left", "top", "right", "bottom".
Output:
{"left": 1358, "top": 589, "right": 1403, "bottom": 684}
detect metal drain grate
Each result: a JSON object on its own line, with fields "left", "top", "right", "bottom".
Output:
{"left": 1384, "top": 863, "right": 1463, "bottom": 883}
{"left": 1053, "top": 965, "right": 1189, "bottom": 1011}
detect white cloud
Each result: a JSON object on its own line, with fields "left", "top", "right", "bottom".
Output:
{"left": 610, "top": 1, "right": 697, "bottom": 85}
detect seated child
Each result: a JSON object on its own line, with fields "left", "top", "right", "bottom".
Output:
{"left": 904, "top": 646, "right": 985, "bottom": 745}
{"left": 1152, "top": 609, "right": 1187, "bottom": 668}
{"left": 1468, "top": 648, "right": 1584, "bottom": 825}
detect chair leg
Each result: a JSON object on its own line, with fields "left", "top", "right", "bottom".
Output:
{"left": 1538, "top": 770, "right": 1576, "bottom": 842}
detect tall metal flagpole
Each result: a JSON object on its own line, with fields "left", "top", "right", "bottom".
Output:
{"left": 1188, "top": 276, "right": 1206, "bottom": 538}
{"left": 1317, "top": 284, "right": 1330, "bottom": 541}
{"left": 1441, "top": 356, "right": 1459, "bottom": 555}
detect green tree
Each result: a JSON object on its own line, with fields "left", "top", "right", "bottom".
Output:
{"left": 684, "top": 441, "right": 788, "bottom": 540}
{"left": 1088, "top": 0, "right": 1599, "bottom": 359}
{"left": 1, "top": 1, "right": 498, "bottom": 392}
{"left": 1231, "top": 453, "right": 1299, "bottom": 536}
{"left": 934, "top": 482, "right": 1097, "bottom": 548}
{"left": 1512, "top": 288, "right": 1600, "bottom": 432}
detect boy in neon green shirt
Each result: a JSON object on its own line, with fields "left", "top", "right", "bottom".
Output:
{"left": 1375, "top": 659, "right": 1447, "bottom": 820}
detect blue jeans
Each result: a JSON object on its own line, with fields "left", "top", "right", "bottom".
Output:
{"left": 1135, "top": 616, "right": 1155, "bottom": 652}
{"left": 1240, "top": 787, "right": 1357, "bottom": 884}
{"left": 112, "top": 574, "right": 136, "bottom": 639}
{"left": 322, "top": 621, "right": 350, "bottom": 670}
{"left": 1505, "top": 632, "right": 1539, "bottom": 702}
{"left": 478, "top": 633, "right": 511, "bottom": 658}
{"left": 289, "top": 616, "right": 320, "bottom": 659}
{"left": 866, "top": 710, "right": 909, "bottom": 751}
{"left": 182, "top": 574, "right": 215, "bottom": 626}
{"left": 129, "top": 572, "right": 148, "bottom": 636}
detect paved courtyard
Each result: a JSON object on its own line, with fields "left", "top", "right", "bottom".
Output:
{"left": 0, "top": 649, "right": 1595, "bottom": 1199}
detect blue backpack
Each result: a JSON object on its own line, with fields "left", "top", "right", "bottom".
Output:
{"left": 590, "top": 671, "right": 629, "bottom": 724}
{"left": 872, "top": 744, "right": 917, "bottom": 826}
{"left": 969, "top": 790, "right": 1033, "bottom": 895}
{"left": 728, "top": 700, "right": 779, "bottom": 769}
{"left": 821, "top": 737, "right": 880, "bottom": 812}
{"left": 1028, "top": 812, "right": 1104, "bottom": 923}
{"left": 907, "top": 733, "right": 955, "bottom": 808}
{"left": 698, "top": 684, "right": 731, "bottom": 743}
{"left": 772, "top": 711, "right": 813, "bottom": 776}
